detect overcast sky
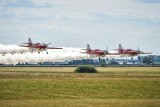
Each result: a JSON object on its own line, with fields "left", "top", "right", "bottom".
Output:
{"left": 0, "top": 0, "right": 160, "bottom": 54}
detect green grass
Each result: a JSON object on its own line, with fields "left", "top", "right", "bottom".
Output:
{"left": 1, "top": 67, "right": 160, "bottom": 73}
{"left": 0, "top": 67, "right": 160, "bottom": 107}
{"left": 0, "top": 67, "right": 75, "bottom": 72}
{"left": 0, "top": 99, "right": 159, "bottom": 107}
{"left": 0, "top": 79, "right": 160, "bottom": 99}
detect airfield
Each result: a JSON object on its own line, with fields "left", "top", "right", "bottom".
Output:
{"left": 0, "top": 66, "right": 160, "bottom": 107}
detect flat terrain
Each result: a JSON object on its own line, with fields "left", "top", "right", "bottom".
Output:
{"left": 0, "top": 67, "right": 160, "bottom": 107}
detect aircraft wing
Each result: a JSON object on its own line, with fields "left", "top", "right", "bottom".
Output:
{"left": 46, "top": 47, "right": 63, "bottom": 49}
{"left": 129, "top": 50, "right": 137, "bottom": 53}
{"left": 140, "top": 52, "right": 152, "bottom": 54}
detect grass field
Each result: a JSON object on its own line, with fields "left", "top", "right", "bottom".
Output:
{"left": 0, "top": 67, "right": 160, "bottom": 107}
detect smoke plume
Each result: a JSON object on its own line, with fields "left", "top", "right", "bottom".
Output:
{"left": 0, "top": 44, "right": 89, "bottom": 64}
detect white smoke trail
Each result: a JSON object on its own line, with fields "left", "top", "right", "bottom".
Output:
{"left": 0, "top": 44, "right": 29, "bottom": 55}
{"left": 0, "top": 44, "right": 90, "bottom": 64}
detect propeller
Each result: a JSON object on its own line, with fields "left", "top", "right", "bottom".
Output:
{"left": 43, "top": 42, "right": 51, "bottom": 47}
{"left": 137, "top": 46, "right": 142, "bottom": 54}
{"left": 105, "top": 46, "right": 109, "bottom": 54}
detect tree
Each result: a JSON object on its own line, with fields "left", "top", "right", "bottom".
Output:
{"left": 74, "top": 65, "right": 98, "bottom": 73}
{"left": 143, "top": 56, "right": 153, "bottom": 65}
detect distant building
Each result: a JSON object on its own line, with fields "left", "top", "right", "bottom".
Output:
{"left": 148, "top": 55, "right": 160, "bottom": 64}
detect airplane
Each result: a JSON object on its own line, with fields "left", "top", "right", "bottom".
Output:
{"left": 81, "top": 44, "right": 114, "bottom": 60}
{"left": 115, "top": 44, "right": 152, "bottom": 59}
{"left": 20, "top": 38, "right": 63, "bottom": 54}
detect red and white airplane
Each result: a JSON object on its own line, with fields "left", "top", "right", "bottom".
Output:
{"left": 115, "top": 44, "right": 152, "bottom": 59}
{"left": 20, "top": 38, "right": 63, "bottom": 54}
{"left": 81, "top": 44, "right": 116, "bottom": 60}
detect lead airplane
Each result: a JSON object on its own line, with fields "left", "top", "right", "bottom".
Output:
{"left": 115, "top": 44, "right": 152, "bottom": 59}
{"left": 20, "top": 38, "right": 63, "bottom": 54}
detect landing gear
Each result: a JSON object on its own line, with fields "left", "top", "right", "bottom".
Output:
{"left": 46, "top": 50, "right": 48, "bottom": 54}
{"left": 37, "top": 50, "right": 48, "bottom": 54}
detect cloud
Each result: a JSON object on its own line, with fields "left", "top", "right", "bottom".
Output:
{"left": 133, "top": 0, "right": 160, "bottom": 3}
{"left": 0, "top": 0, "right": 52, "bottom": 8}
{"left": 1, "top": 0, "right": 159, "bottom": 23}
{"left": 0, "top": 0, "right": 160, "bottom": 54}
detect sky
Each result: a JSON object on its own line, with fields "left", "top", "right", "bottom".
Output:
{"left": 0, "top": 0, "right": 160, "bottom": 54}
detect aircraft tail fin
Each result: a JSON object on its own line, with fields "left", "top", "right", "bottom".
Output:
{"left": 28, "top": 38, "right": 32, "bottom": 46}
{"left": 119, "top": 44, "right": 123, "bottom": 50}
{"left": 21, "top": 37, "right": 32, "bottom": 46}
{"left": 87, "top": 43, "right": 91, "bottom": 51}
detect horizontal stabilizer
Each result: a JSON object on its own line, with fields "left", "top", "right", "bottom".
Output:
{"left": 81, "top": 49, "right": 87, "bottom": 50}
{"left": 140, "top": 52, "right": 152, "bottom": 54}
{"left": 22, "top": 43, "right": 30, "bottom": 44}
{"left": 19, "top": 45, "right": 30, "bottom": 47}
